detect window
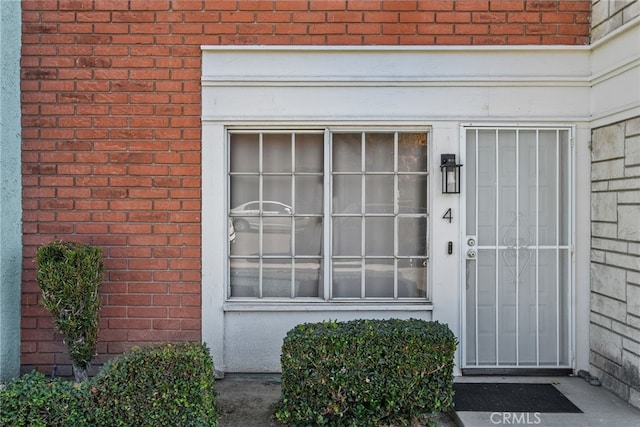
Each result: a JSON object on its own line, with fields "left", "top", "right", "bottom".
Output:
{"left": 228, "top": 130, "right": 429, "bottom": 301}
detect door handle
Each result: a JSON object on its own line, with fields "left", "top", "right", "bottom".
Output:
{"left": 467, "top": 249, "right": 477, "bottom": 259}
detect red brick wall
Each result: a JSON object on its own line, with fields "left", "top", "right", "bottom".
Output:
{"left": 20, "top": 0, "right": 590, "bottom": 375}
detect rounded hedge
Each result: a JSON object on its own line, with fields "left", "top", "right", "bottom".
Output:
{"left": 277, "top": 318, "right": 457, "bottom": 426}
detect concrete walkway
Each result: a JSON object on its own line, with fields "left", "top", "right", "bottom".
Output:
{"left": 452, "top": 376, "right": 640, "bottom": 427}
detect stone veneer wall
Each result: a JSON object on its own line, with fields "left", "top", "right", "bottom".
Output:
{"left": 590, "top": 117, "right": 640, "bottom": 409}
{"left": 591, "top": 0, "right": 639, "bottom": 41}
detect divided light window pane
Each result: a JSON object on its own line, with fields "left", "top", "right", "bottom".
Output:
{"left": 228, "top": 130, "right": 429, "bottom": 301}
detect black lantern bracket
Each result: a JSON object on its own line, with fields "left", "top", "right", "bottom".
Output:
{"left": 440, "top": 154, "right": 463, "bottom": 194}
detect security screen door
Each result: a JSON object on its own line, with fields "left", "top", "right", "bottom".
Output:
{"left": 463, "top": 128, "right": 572, "bottom": 370}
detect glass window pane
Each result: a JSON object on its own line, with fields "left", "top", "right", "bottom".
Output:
{"left": 399, "top": 175, "right": 427, "bottom": 214}
{"left": 365, "top": 133, "right": 394, "bottom": 172}
{"left": 230, "top": 218, "right": 257, "bottom": 255}
{"left": 263, "top": 134, "right": 292, "bottom": 173}
{"left": 264, "top": 176, "right": 291, "bottom": 207}
{"left": 296, "top": 260, "right": 322, "bottom": 297}
{"left": 263, "top": 201, "right": 291, "bottom": 215}
{"left": 230, "top": 176, "right": 259, "bottom": 210}
{"left": 230, "top": 133, "right": 259, "bottom": 173}
{"left": 398, "top": 133, "right": 427, "bottom": 172}
{"left": 398, "top": 217, "right": 426, "bottom": 256}
{"left": 296, "top": 175, "right": 323, "bottom": 214}
{"left": 365, "top": 217, "right": 394, "bottom": 256}
{"left": 333, "top": 259, "right": 361, "bottom": 298}
{"left": 230, "top": 259, "right": 259, "bottom": 297}
{"left": 365, "top": 175, "right": 394, "bottom": 213}
{"left": 231, "top": 216, "right": 257, "bottom": 235}
{"left": 365, "top": 259, "right": 394, "bottom": 297}
{"left": 333, "top": 217, "right": 361, "bottom": 256}
{"left": 398, "top": 258, "right": 426, "bottom": 298}
{"left": 263, "top": 222, "right": 291, "bottom": 256}
{"left": 333, "top": 133, "right": 361, "bottom": 172}
{"left": 295, "top": 217, "right": 322, "bottom": 256}
{"left": 295, "top": 133, "right": 324, "bottom": 173}
{"left": 333, "top": 175, "right": 361, "bottom": 214}
{"left": 262, "top": 259, "right": 292, "bottom": 297}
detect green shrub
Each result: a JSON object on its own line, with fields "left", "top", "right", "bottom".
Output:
{"left": 0, "top": 371, "right": 90, "bottom": 427}
{"left": 88, "top": 342, "right": 218, "bottom": 427}
{"left": 0, "top": 343, "right": 218, "bottom": 427}
{"left": 35, "top": 240, "right": 104, "bottom": 382}
{"left": 276, "top": 318, "right": 457, "bottom": 426}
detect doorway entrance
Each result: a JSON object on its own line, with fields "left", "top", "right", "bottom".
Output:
{"left": 462, "top": 127, "right": 573, "bottom": 373}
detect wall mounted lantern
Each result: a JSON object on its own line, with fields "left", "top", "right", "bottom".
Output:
{"left": 440, "top": 154, "right": 462, "bottom": 194}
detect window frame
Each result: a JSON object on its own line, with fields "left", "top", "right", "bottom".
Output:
{"left": 226, "top": 126, "right": 432, "bottom": 304}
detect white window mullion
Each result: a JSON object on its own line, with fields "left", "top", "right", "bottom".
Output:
{"left": 535, "top": 130, "right": 540, "bottom": 366}
{"left": 555, "top": 130, "right": 561, "bottom": 366}
{"left": 393, "top": 132, "right": 399, "bottom": 299}
{"left": 324, "top": 129, "right": 332, "bottom": 301}
{"left": 515, "top": 130, "right": 520, "bottom": 366}
{"left": 495, "top": 129, "right": 500, "bottom": 366}
{"left": 360, "top": 132, "right": 366, "bottom": 299}
{"left": 290, "top": 133, "right": 296, "bottom": 298}
{"left": 258, "top": 133, "right": 264, "bottom": 298}
{"left": 226, "top": 131, "right": 232, "bottom": 300}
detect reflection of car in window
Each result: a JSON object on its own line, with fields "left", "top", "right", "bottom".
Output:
{"left": 228, "top": 218, "right": 236, "bottom": 243}
{"left": 230, "top": 201, "right": 297, "bottom": 232}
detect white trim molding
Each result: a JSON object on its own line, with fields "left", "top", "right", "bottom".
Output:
{"left": 202, "top": 45, "right": 592, "bottom": 124}
{"left": 590, "top": 16, "right": 640, "bottom": 127}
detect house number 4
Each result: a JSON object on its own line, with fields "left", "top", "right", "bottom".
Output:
{"left": 442, "top": 208, "right": 453, "bottom": 223}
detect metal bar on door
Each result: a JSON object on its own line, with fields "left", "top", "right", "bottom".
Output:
{"left": 393, "top": 132, "right": 399, "bottom": 299}
{"left": 535, "top": 130, "right": 540, "bottom": 366}
{"left": 495, "top": 129, "right": 500, "bottom": 366}
{"left": 475, "top": 130, "right": 480, "bottom": 366}
{"left": 515, "top": 130, "right": 520, "bottom": 366}
{"left": 291, "top": 133, "right": 296, "bottom": 298}
{"left": 361, "top": 132, "right": 366, "bottom": 299}
{"left": 324, "top": 129, "right": 331, "bottom": 300}
{"left": 258, "top": 133, "right": 264, "bottom": 298}
{"left": 556, "top": 130, "right": 561, "bottom": 366}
